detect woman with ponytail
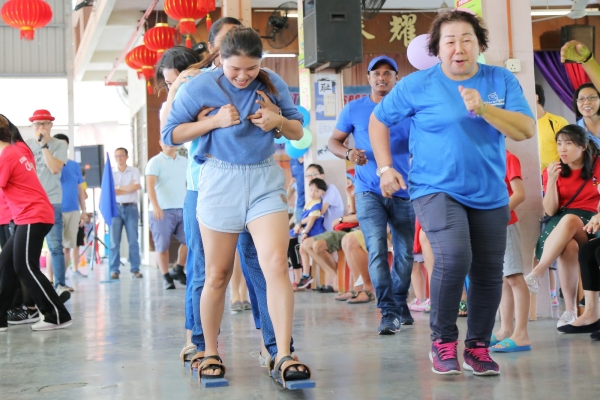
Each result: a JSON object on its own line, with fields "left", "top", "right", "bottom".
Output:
{"left": 526, "top": 124, "right": 600, "bottom": 329}
{"left": 162, "top": 26, "right": 311, "bottom": 386}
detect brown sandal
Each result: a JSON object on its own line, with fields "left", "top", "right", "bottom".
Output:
{"left": 335, "top": 290, "right": 357, "bottom": 301}
{"left": 180, "top": 344, "right": 196, "bottom": 365}
{"left": 188, "top": 351, "right": 205, "bottom": 374}
{"left": 198, "top": 355, "right": 226, "bottom": 381}
{"left": 347, "top": 290, "right": 375, "bottom": 304}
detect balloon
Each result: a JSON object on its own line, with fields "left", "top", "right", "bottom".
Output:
{"left": 285, "top": 141, "right": 307, "bottom": 158}
{"left": 290, "top": 128, "right": 313, "bottom": 149}
{"left": 407, "top": 34, "right": 439, "bottom": 70}
{"left": 477, "top": 53, "right": 486, "bottom": 64}
{"left": 296, "top": 105, "right": 310, "bottom": 127}
{"left": 274, "top": 135, "right": 289, "bottom": 144}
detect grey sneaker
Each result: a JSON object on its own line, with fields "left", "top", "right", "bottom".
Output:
{"left": 131, "top": 271, "right": 143, "bottom": 279}
{"left": 73, "top": 270, "right": 87, "bottom": 278}
{"left": 230, "top": 301, "right": 243, "bottom": 312}
{"left": 525, "top": 273, "right": 539, "bottom": 294}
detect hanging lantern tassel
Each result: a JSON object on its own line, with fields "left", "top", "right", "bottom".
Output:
{"left": 206, "top": 14, "right": 212, "bottom": 31}
{"left": 20, "top": 26, "right": 34, "bottom": 40}
{"left": 147, "top": 80, "right": 153, "bottom": 95}
{"left": 185, "top": 35, "right": 192, "bottom": 48}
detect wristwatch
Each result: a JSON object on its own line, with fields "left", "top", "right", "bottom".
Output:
{"left": 345, "top": 148, "right": 353, "bottom": 161}
{"left": 376, "top": 165, "right": 394, "bottom": 177}
{"left": 338, "top": 217, "right": 344, "bottom": 223}
{"left": 41, "top": 143, "right": 50, "bottom": 150}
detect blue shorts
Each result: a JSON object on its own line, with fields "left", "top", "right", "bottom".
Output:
{"left": 148, "top": 208, "right": 186, "bottom": 252}
{"left": 196, "top": 156, "right": 288, "bottom": 233}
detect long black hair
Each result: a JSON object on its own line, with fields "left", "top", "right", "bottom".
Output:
{"left": 219, "top": 26, "right": 279, "bottom": 96}
{"left": 0, "top": 113, "right": 24, "bottom": 143}
{"left": 154, "top": 46, "right": 202, "bottom": 93}
{"left": 556, "top": 124, "right": 599, "bottom": 179}
{"left": 186, "top": 17, "right": 243, "bottom": 72}
{"left": 572, "top": 83, "right": 600, "bottom": 120}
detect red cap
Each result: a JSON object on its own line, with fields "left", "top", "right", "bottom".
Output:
{"left": 29, "top": 109, "right": 55, "bottom": 122}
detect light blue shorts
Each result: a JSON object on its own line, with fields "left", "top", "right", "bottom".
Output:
{"left": 196, "top": 156, "right": 288, "bottom": 233}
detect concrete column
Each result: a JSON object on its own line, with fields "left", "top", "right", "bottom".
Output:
{"left": 221, "top": 0, "right": 252, "bottom": 25}
{"left": 65, "top": 0, "right": 75, "bottom": 154}
{"left": 482, "top": 0, "right": 550, "bottom": 317}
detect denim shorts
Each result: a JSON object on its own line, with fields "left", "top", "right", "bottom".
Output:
{"left": 196, "top": 156, "right": 288, "bottom": 233}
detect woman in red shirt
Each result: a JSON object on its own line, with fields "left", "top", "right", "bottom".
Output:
{"left": 0, "top": 115, "right": 72, "bottom": 332}
{"left": 526, "top": 124, "right": 600, "bottom": 328}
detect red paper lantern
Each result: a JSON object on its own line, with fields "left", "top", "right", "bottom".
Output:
{"left": 144, "top": 23, "right": 177, "bottom": 56}
{"left": 130, "top": 44, "right": 158, "bottom": 94}
{"left": 164, "top": 0, "right": 207, "bottom": 48}
{"left": 1, "top": 0, "right": 53, "bottom": 41}
{"left": 125, "top": 49, "right": 143, "bottom": 80}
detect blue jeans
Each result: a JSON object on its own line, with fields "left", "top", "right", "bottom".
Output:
{"left": 109, "top": 204, "right": 140, "bottom": 274}
{"left": 356, "top": 192, "right": 415, "bottom": 317}
{"left": 413, "top": 193, "right": 509, "bottom": 344}
{"left": 187, "top": 188, "right": 293, "bottom": 357}
{"left": 47, "top": 204, "right": 66, "bottom": 288}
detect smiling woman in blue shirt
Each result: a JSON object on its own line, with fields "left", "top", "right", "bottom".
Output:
{"left": 162, "top": 26, "right": 311, "bottom": 386}
{"left": 370, "top": 10, "right": 535, "bottom": 377}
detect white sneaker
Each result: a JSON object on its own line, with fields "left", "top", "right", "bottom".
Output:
{"left": 31, "top": 319, "right": 73, "bottom": 331}
{"left": 409, "top": 298, "right": 431, "bottom": 312}
{"left": 56, "top": 285, "right": 71, "bottom": 303}
{"left": 557, "top": 310, "right": 577, "bottom": 328}
{"left": 525, "top": 273, "right": 539, "bottom": 294}
{"left": 0, "top": 326, "right": 7, "bottom": 332}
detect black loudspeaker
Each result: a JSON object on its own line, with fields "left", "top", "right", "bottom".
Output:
{"left": 561, "top": 25, "right": 595, "bottom": 60}
{"left": 303, "top": 0, "right": 363, "bottom": 70}
{"left": 74, "top": 145, "right": 104, "bottom": 189}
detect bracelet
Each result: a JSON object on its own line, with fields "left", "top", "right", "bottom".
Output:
{"left": 275, "top": 109, "right": 284, "bottom": 134}
{"left": 580, "top": 52, "right": 594, "bottom": 64}
{"left": 477, "top": 102, "right": 488, "bottom": 117}
{"left": 345, "top": 148, "right": 353, "bottom": 161}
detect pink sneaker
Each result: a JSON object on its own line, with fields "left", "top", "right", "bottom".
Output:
{"left": 551, "top": 295, "right": 559, "bottom": 307}
{"left": 409, "top": 298, "right": 431, "bottom": 312}
{"left": 429, "top": 340, "right": 461, "bottom": 375}
{"left": 463, "top": 346, "right": 500, "bottom": 376}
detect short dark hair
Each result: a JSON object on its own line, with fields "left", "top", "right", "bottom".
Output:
{"left": 556, "top": 124, "right": 599, "bottom": 180}
{"left": 0, "top": 113, "right": 24, "bottom": 143}
{"left": 154, "top": 46, "right": 202, "bottom": 93}
{"left": 306, "top": 164, "right": 324, "bottom": 175}
{"left": 535, "top": 84, "right": 545, "bottom": 107}
{"left": 208, "top": 17, "right": 242, "bottom": 46}
{"left": 573, "top": 83, "right": 600, "bottom": 120}
{"left": 309, "top": 178, "right": 327, "bottom": 192}
{"left": 115, "top": 147, "right": 128, "bottom": 156}
{"left": 81, "top": 168, "right": 86, "bottom": 176}
{"left": 427, "top": 10, "right": 489, "bottom": 57}
{"left": 54, "top": 133, "right": 69, "bottom": 144}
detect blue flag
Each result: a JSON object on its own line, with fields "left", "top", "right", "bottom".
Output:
{"left": 99, "top": 153, "right": 119, "bottom": 226}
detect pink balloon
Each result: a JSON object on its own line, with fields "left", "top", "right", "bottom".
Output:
{"left": 406, "top": 34, "right": 440, "bottom": 70}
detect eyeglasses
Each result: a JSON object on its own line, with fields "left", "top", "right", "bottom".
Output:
{"left": 33, "top": 121, "right": 52, "bottom": 127}
{"left": 576, "top": 95, "right": 600, "bottom": 103}
{"left": 305, "top": 172, "right": 320, "bottom": 179}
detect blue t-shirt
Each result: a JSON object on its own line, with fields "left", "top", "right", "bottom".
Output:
{"left": 336, "top": 95, "right": 410, "bottom": 198}
{"left": 61, "top": 159, "right": 84, "bottom": 212}
{"left": 374, "top": 64, "right": 534, "bottom": 209}
{"left": 290, "top": 158, "right": 305, "bottom": 209}
{"left": 162, "top": 68, "right": 303, "bottom": 165}
{"left": 576, "top": 118, "right": 600, "bottom": 149}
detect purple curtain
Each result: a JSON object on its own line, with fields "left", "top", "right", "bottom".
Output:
{"left": 534, "top": 51, "right": 575, "bottom": 111}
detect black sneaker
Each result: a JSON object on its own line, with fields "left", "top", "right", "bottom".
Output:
{"left": 7, "top": 307, "right": 21, "bottom": 318}
{"left": 298, "top": 275, "right": 313, "bottom": 289}
{"left": 7, "top": 308, "right": 40, "bottom": 325}
{"left": 163, "top": 274, "right": 175, "bottom": 290}
{"left": 169, "top": 266, "right": 187, "bottom": 285}
{"left": 400, "top": 305, "right": 414, "bottom": 326}
{"left": 57, "top": 285, "right": 71, "bottom": 303}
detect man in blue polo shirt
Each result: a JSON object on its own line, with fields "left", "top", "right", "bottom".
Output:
{"left": 145, "top": 140, "right": 188, "bottom": 290}
{"left": 328, "top": 56, "right": 414, "bottom": 335}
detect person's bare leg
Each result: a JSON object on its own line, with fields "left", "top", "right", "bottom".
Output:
{"left": 156, "top": 251, "right": 170, "bottom": 275}
{"left": 504, "top": 274, "right": 531, "bottom": 346}
{"left": 199, "top": 224, "right": 238, "bottom": 374}
{"left": 177, "top": 244, "right": 187, "bottom": 266}
{"left": 293, "top": 268, "right": 302, "bottom": 284}
{"left": 550, "top": 269, "right": 557, "bottom": 294}
{"left": 185, "top": 329, "right": 192, "bottom": 346}
{"left": 558, "top": 239, "right": 580, "bottom": 313}
{"left": 494, "top": 278, "right": 514, "bottom": 342}
{"left": 571, "top": 290, "right": 600, "bottom": 326}
{"left": 411, "top": 261, "right": 426, "bottom": 300}
{"left": 304, "top": 239, "right": 338, "bottom": 288}
{"left": 300, "top": 237, "right": 315, "bottom": 276}
{"left": 248, "top": 212, "right": 305, "bottom": 372}
{"left": 420, "top": 230, "right": 433, "bottom": 290}
{"left": 46, "top": 255, "right": 53, "bottom": 283}
{"left": 70, "top": 248, "right": 79, "bottom": 272}
{"left": 230, "top": 252, "right": 243, "bottom": 303}
{"left": 342, "top": 234, "right": 373, "bottom": 302}
{"left": 63, "top": 247, "right": 71, "bottom": 271}
{"left": 532, "top": 215, "right": 587, "bottom": 277}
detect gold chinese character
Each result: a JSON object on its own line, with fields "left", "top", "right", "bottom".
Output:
{"left": 362, "top": 17, "right": 375, "bottom": 40}
{"left": 389, "top": 14, "right": 417, "bottom": 46}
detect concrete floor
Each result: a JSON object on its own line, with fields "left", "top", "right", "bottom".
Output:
{"left": 1, "top": 265, "right": 599, "bottom": 400}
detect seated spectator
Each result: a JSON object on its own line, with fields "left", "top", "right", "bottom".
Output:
{"left": 559, "top": 216, "right": 600, "bottom": 338}
{"left": 296, "top": 173, "right": 355, "bottom": 291}
{"left": 574, "top": 83, "right": 600, "bottom": 148}
{"left": 526, "top": 124, "right": 600, "bottom": 328}
{"left": 334, "top": 230, "right": 375, "bottom": 304}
